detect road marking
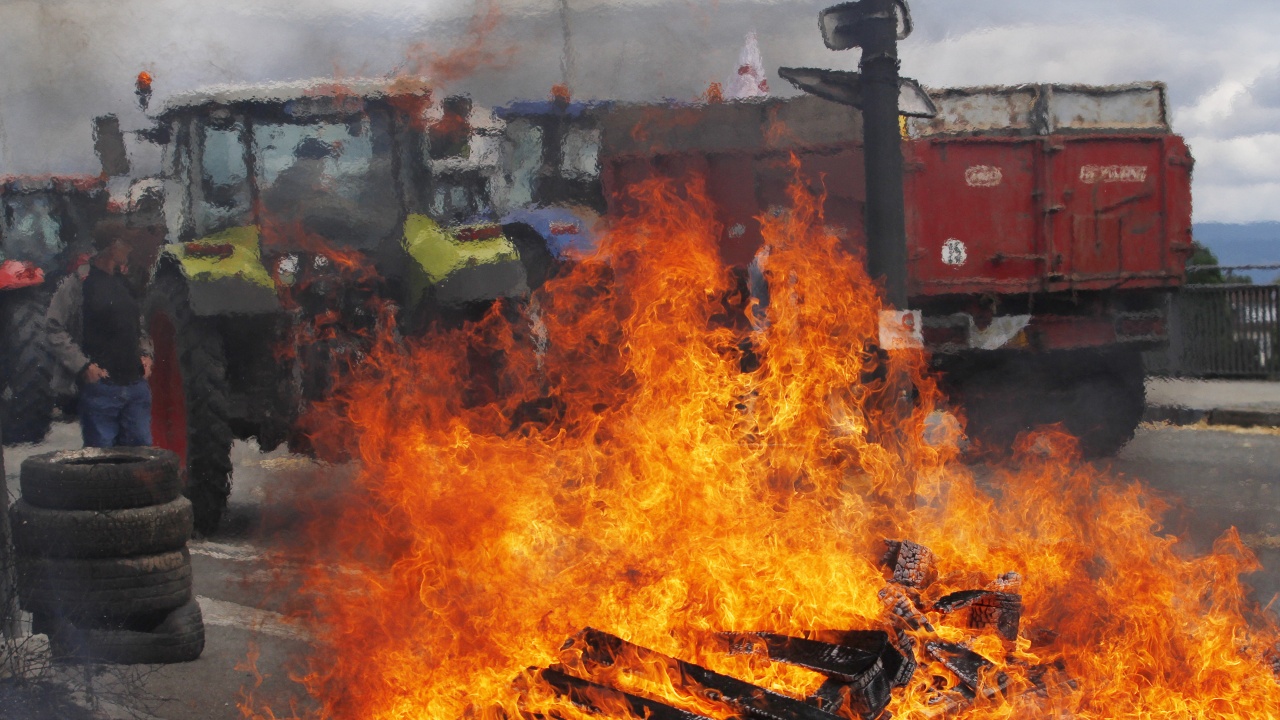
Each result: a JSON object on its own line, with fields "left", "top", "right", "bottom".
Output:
{"left": 189, "top": 540, "right": 265, "bottom": 562}
{"left": 196, "top": 596, "right": 311, "bottom": 642}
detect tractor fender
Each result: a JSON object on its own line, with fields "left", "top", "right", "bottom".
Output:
{"left": 401, "top": 213, "right": 528, "bottom": 308}
{"left": 156, "top": 226, "right": 280, "bottom": 316}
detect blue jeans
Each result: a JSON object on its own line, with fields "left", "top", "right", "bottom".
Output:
{"left": 80, "top": 380, "right": 152, "bottom": 447}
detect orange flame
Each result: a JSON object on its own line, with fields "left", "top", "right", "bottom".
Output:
{"left": 251, "top": 168, "right": 1280, "bottom": 719}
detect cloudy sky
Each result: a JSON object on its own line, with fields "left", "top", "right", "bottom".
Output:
{"left": 3, "top": 0, "right": 1280, "bottom": 223}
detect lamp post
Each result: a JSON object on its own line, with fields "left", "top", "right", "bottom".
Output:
{"left": 780, "top": 0, "right": 931, "bottom": 316}
{"left": 847, "top": 0, "right": 909, "bottom": 309}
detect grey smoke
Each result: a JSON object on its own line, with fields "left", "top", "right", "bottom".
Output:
{"left": 2, "top": 0, "right": 1279, "bottom": 222}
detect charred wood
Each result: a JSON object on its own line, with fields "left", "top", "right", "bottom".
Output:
{"left": 881, "top": 540, "right": 938, "bottom": 589}
{"left": 533, "top": 666, "right": 715, "bottom": 720}
{"left": 571, "top": 628, "right": 840, "bottom": 720}
{"left": 985, "top": 572, "right": 1021, "bottom": 593}
{"left": 933, "top": 590, "right": 1022, "bottom": 641}
{"left": 923, "top": 641, "right": 1008, "bottom": 699}
{"left": 878, "top": 584, "right": 934, "bottom": 633}
{"left": 891, "top": 630, "right": 917, "bottom": 689}
{"left": 716, "top": 631, "right": 905, "bottom": 720}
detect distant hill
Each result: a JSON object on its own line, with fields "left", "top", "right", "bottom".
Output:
{"left": 1192, "top": 222, "right": 1280, "bottom": 283}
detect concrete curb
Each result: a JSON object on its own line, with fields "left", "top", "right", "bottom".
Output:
{"left": 1144, "top": 404, "right": 1280, "bottom": 428}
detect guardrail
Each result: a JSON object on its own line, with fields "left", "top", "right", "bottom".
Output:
{"left": 1146, "top": 284, "right": 1280, "bottom": 379}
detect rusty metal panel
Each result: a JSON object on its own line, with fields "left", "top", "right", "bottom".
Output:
{"left": 904, "top": 137, "right": 1045, "bottom": 296}
{"left": 909, "top": 83, "right": 1169, "bottom": 137}
{"left": 761, "top": 95, "right": 863, "bottom": 150}
{"left": 610, "top": 103, "right": 765, "bottom": 157}
{"left": 908, "top": 86, "right": 1041, "bottom": 136}
{"left": 598, "top": 97, "right": 860, "bottom": 158}
{"left": 1045, "top": 83, "right": 1168, "bottom": 133}
{"left": 1047, "top": 137, "right": 1174, "bottom": 289}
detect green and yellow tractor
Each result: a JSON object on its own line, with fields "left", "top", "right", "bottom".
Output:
{"left": 140, "top": 79, "right": 554, "bottom": 533}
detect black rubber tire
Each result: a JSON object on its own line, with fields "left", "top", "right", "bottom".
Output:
{"left": 146, "top": 270, "right": 234, "bottom": 536}
{"left": 44, "top": 597, "right": 205, "bottom": 665}
{"left": 10, "top": 496, "right": 193, "bottom": 559}
{"left": 16, "top": 548, "right": 193, "bottom": 622}
{"left": 947, "top": 348, "right": 1146, "bottom": 459}
{"left": 502, "top": 221, "right": 557, "bottom": 291}
{"left": 1, "top": 287, "right": 55, "bottom": 445}
{"left": 1052, "top": 348, "right": 1146, "bottom": 458}
{"left": 19, "top": 446, "right": 182, "bottom": 511}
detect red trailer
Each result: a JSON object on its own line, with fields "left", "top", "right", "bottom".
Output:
{"left": 588, "top": 83, "right": 1191, "bottom": 455}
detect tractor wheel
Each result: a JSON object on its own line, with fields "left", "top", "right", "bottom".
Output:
{"left": 146, "top": 271, "right": 233, "bottom": 536}
{"left": 503, "top": 221, "right": 557, "bottom": 291}
{"left": 1, "top": 287, "right": 55, "bottom": 445}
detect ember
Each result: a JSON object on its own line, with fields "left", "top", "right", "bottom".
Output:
{"left": 245, "top": 176, "right": 1280, "bottom": 719}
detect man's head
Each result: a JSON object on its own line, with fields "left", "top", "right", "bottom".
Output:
{"left": 91, "top": 220, "right": 132, "bottom": 275}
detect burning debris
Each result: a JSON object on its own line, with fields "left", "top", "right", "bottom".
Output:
{"left": 931, "top": 590, "right": 1021, "bottom": 642}
{"left": 880, "top": 540, "right": 937, "bottom": 590}
{"left": 238, "top": 174, "right": 1280, "bottom": 720}
{"left": 518, "top": 541, "right": 1071, "bottom": 719}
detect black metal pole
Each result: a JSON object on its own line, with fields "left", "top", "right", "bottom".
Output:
{"left": 858, "top": 0, "right": 908, "bottom": 309}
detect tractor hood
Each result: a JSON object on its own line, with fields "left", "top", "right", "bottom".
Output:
{"left": 158, "top": 226, "right": 280, "bottom": 316}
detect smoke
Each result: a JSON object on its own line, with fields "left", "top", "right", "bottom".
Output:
{"left": 2, "top": 0, "right": 1279, "bottom": 221}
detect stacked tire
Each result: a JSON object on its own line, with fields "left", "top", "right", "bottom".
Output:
{"left": 9, "top": 447, "right": 205, "bottom": 664}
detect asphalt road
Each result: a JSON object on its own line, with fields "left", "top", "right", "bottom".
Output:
{"left": 3, "top": 421, "right": 1280, "bottom": 718}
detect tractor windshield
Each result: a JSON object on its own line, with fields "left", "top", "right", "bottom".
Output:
{"left": 190, "top": 109, "right": 401, "bottom": 248}
{"left": 255, "top": 116, "right": 399, "bottom": 248}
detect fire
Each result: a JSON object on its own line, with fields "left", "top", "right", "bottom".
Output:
{"left": 246, "top": 170, "right": 1280, "bottom": 719}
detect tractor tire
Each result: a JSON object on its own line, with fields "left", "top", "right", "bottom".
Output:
{"left": 146, "top": 271, "right": 233, "bottom": 536}
{"left": 16, "top": 548, "right": 193, "bottom": 622}
{"left": 45, "top": 598, "right": 205, "bottom": 665}
{"left": 503, "top": 221, "right": 557, "bottom": 291}
{"left": 1, "top": 287, "right": 55, "bottom": 445}
{"left": 10, "top": 496, "right": 193, "bottom": 559}
{"left": 19, "top": 446, "right": 182, "bottom": 511}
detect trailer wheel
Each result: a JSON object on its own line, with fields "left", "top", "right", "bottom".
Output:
{"left": 45, "top": 597, "right": 205, "bottom": 665}
{"left": 146, "top": 271, "right": 233, "bottom": 536}
{"left": 1052, "top": 348, "right": 1146, "bottom": 458}
{"left": 0, "top": 287, "right": 55, "bottom": 445}
{"left": 950, "top": 348, "right": 1145, "bottom": 459}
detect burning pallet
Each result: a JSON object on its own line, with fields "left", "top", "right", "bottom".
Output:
{"left": 521, "top": 540, "right": 1072, "bottom": 720}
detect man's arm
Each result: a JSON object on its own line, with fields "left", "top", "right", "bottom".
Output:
{"left": 46, "top": 275, "right": 90, "bottom": 378}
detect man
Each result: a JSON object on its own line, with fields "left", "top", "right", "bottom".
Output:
{"left": 47, "top": 226, "right": 153, "bottom": 447}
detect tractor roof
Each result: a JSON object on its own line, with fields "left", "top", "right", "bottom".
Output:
{"left": 159, "top": 77, "right": 432, "bottom": 117}
{"left": 0, "top": 174, "right": 106, "bottom": 196}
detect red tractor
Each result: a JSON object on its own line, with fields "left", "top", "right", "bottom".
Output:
{"left": 0, "top": 175, "right": 108, "bottom": 444}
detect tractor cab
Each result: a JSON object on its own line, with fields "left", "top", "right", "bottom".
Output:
{"left": 149, "top": 79, "right": 535, "bottom": 318}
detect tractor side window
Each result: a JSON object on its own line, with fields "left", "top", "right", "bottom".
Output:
{"left": 561, "top": 127, "right": 601, "bottom": 179}
{"left": 1, "top": 195, "right": 63, "bottom": 270}
{"left": 492, "top": 120, "right": 543, "bottom": 216}
{"left": 196, "top": 123, "right": 251, "bottom": 235}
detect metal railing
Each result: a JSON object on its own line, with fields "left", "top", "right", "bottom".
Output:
{"left": 1147, "top": 284, "right": 1280, "bottom": 379}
